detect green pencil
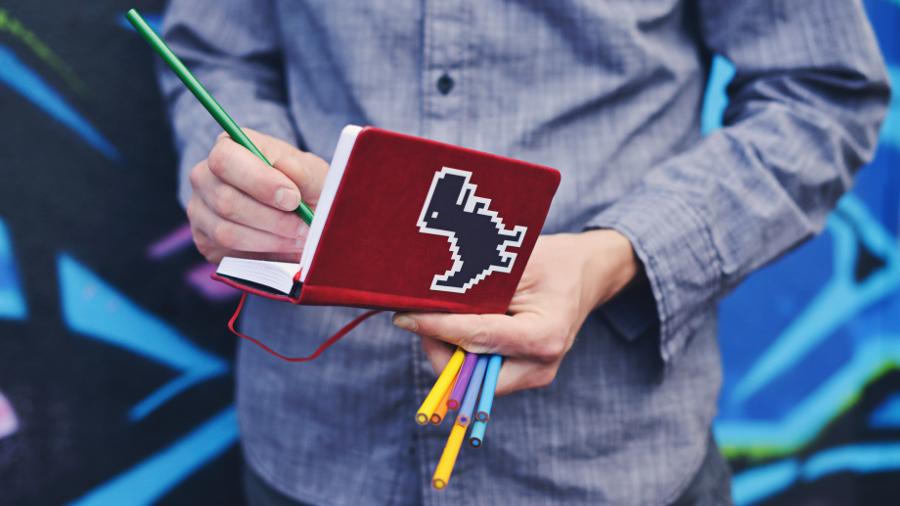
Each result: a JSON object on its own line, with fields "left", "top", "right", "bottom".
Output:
{"left": 125, "top": 8, "right": 315, "bottom": 225}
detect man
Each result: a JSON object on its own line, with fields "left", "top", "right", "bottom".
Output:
{"left": 159, "top": 1, "right": 889, "bottom": 504}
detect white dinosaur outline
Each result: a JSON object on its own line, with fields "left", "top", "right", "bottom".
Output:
{"left": 416, "top": 167, "right": 527, "bottom": 294}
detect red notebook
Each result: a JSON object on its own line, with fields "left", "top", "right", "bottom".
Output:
{"left": 213, "top": 125, "right": 560, "bottom": 315}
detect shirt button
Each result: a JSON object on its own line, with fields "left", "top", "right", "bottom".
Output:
{"left": 436, "top": 73, "right": 454, "bottom": 95}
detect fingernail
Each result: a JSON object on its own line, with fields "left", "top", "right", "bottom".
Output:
{"left": 393, "top": 315, "right": 417, "bottom": 331}
{"left": 275, "top": 187, "right": 300, "bottom": 211}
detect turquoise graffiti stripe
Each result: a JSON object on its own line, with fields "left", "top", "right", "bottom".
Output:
{"left": 58, "top": 254, "right": 227, "bottom": 421}
{"left": 803, "top": 442, "right": 900, "bottom": 481}
{"left": 0, "top": 218, "right": 26, "bottom": 320}
{"left": 732, "top": 195, "right": 900, "bottom": 404}
{"left": 879, "top": 65, "right": 900, "bottom": 150}
{"left": 868, "top": 392, "right": 900, "bottom": 428}
{"left": 716, "top": 336, "right": 900, "bottom": 451}
{"left": 732, "top": 460, "right": 799, "bottom": 506}
{"left": 117, "top": 12, "right": 162, "bottom": 33}
{"left": 733, "top": 442, "right": 900, "bottom": 505}
{"left": 68, "top": 407, "right": 238, "bottom": 506}
{"left": 0, "top": 45, "right": 120, "bottom": 161}
{"left": 700, "top": 55, "right": 735, "bottom": 134}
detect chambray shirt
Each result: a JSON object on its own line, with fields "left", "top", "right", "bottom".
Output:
{"left": 159, "top": 1, "right": 889, "bottom": 504}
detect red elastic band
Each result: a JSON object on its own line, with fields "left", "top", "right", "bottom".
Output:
{"left": 227, "top": 292, "right": 381, "bottom": 362}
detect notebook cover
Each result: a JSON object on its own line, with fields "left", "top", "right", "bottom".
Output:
{"left": 299, "top": 127, "right": 560, "bottom": 314}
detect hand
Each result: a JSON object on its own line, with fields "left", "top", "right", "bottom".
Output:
{"left": 393, "top": 230, "right": 639, "bottom": 395}
{"left": 186, "top": 129, "right": 329, "bottom": 263}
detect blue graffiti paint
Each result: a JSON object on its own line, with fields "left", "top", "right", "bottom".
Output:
{"left": 117, "top": 12, "right": 162, "bottom": 33}
{"left": 68, "top": 407, "right": 238, "bottom": 506}
{"left": 732, "top": 460, "right": 799, "bottom": 506}
{"left": 0, "top": 45, "right": 121, "bottom": 161}
{"left": 700, "top": 55, "right": 735, "bottom": 134}
{"left": 732, "top": 442, "right": 900, "bottom": 505}
{"left": 716, "top": 336, "right": 900, "bottom": 450}
{"left": 869, "top": 393, "right": 900, "bottom": 428}
{"left": 731, "top": 195, "right": 900, "bottom": 403}
{"left": 803, "top": 442, "right": 900, "bottom": 481}
{"left": 57, "top": 254, "right": 227, "bottom": 420}
{"left": 0, "top": 218, "right": 26, "bottom": 320}
{"left": 879, "top": 66, "right": 900, "bottom": 151}
{"left": 865, "top": 1, "right": 900, "bottom": 63}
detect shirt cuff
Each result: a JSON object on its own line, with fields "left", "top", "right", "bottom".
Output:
{"left": 586, "top": 186, "right": 721, "bottom": 363}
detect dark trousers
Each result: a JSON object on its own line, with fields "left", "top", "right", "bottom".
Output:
{"left": 244, "top": 433, "right": 733, "bottom": 506}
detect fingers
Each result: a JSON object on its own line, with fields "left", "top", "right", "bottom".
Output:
{"left": 192, "top": 163, "right": 307, "bottom": 239}
{"left": 492, "top": 359, "right": 557, "bottom": 396}
{"left": 206, "top": 136, "right": 302, "bottom": 212}
{"left": 187, "top": 196, "right": 304, "bottom": 254}
{"left": 393, "top": 312, "right": 547, "bottom": 359}
{"left": 187, "top": 130, "right": 326, "bottom": 263}
{"left": 238, "top": 129, "right": 298, "bottom": 161}
{"left": 191, "top": 227, "right": 302, "bottom": 264}
{"left": 415, "top": 346, "right": 556, "bottom": 397}
{"left": 420, "top": 336, "right": 456, "bottom": 375}
{"left": 420, "top": 335, "right": 531, "bottom": 396}
{"left": 190, "top": 226, "right": 231, "bottom": 264}
{"left": 243, "top": 129, "right": 329, "bottom": 206}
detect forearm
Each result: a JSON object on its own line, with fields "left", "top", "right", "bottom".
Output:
{"left": 589, "top": 0, "right": 891, "bottom": 362}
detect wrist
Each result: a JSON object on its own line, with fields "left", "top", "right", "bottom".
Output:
{"left": 578, "top": 229, "right": 639, "bottom": 309}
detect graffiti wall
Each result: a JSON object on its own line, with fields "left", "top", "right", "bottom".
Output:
{"left": 0, "top": 1, "right": 897, "bottom": 504}
{"left": 0, "top": 1, "right": 242, "bottom": 504}
{"left": 707, "top": 1, "right": 900, "bottom": 504}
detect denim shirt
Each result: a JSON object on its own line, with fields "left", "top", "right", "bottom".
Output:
{"left": 159, "top": 1, "right": 889, "bottom": 504}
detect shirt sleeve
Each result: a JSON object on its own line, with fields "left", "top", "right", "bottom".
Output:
{"left": 157, "top": 0, "right": 297, "bottom": 208}
{"left": 587, "top": 0, "right": 891, "bottom": 363}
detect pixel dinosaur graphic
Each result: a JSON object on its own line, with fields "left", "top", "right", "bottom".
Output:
{"left": 417, "top": 167, "right": 527, "bottom": 294}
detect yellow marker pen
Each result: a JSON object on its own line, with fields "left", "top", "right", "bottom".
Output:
{"left": 416, "top": 347, "right": 465, "bottom": 425}
{"left": 432, "top": 422, "right": 467, "bottom": 490}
